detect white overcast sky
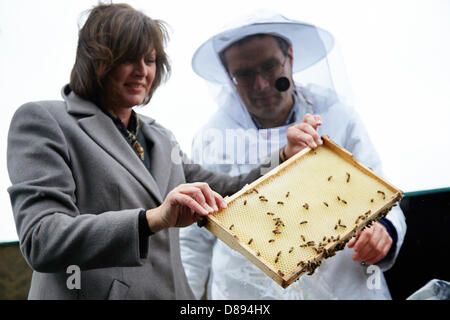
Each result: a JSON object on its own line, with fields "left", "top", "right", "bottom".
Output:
{"left": 1, "top": 0, "right": 449, "bottom": 242}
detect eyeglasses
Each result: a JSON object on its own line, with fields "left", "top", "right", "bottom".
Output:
{"left": 230, "top": 57, "right": 288, "bottom": 87}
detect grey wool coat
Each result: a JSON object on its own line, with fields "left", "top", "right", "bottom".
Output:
{"left": 7, "top": 85, "right": 262, "bottom": 299}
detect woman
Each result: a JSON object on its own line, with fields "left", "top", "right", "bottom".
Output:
{"left": 7, "top": 3, "right": 322, "bottom": 299}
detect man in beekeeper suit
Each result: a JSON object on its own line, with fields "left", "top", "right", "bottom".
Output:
{"left": 179, "top": 11, "right": 406, "bottom": 300}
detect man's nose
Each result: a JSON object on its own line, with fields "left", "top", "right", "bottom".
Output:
{"left": 253, "top": 73, "right": 270, "bottom": 91}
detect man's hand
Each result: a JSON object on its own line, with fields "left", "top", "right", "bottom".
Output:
{"left": 146, "top": 182, "right": 227, "bottom": 233}
{"left": 347, "top": 222, "right": 393, "bottom": 264}
{"left": 284, "top": 113, "right": 323, "bottom": 159}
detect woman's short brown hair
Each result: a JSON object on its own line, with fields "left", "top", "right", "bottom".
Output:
{"left": 70, "top": 3, "right": 171, "bottom": 105}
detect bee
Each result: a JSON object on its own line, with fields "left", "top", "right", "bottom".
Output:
{"left": 346, "top": 172, "right": 351, "bottom": 183}
{"left": 266, "top": 212, "right": 275, "bottom": 216}
{"left": 269, "top": 239, "right": 275, "bottom": 243}
{"left": 273, "top": 229, "right": 281, "bottom": 235}
{"left": 307, "top": 241, "right": 315, "bottom": 246}
{"left": 248, "top": 238, "right": 253, "bottom": 245}
{"left": 323, "top": 202, "right": 329, "bottom": 207}
{"left": 334, "top": 224, "right": 338, "bottom": 230}
{"left": 256, "top": 251, "right": 261, "bottom": 256}
{"left": 306, "top": 266, "right": 317, "bottom": 275}
{"left": 303, "top": 203, "right": 309, "bottom": 210}
{"left": 323, "top": 236, "right": 327, "bottom": 241}
{"left": 289, "top": 247, "right": 294, "bottom": 253}
{"left": 275, "top": 256, "right": 280, "bottom": 263}
{"left": 259, "top": 196, "right": 268, "bottom": 202}
{"left": 229, "top": 224, "right": 234, "bottom": 230}
{"left": 243, "top": 200, "right": 247, "bottom": 205}
{"left": 377, "top": 190, "right": 386, "bottom": 199}
{"left": 301, "top": 235, "right": 306, "bottom": 242}
{"left": 365, "top": 210, "right": 372, "bottom": 216}
{"left": 275, "top": 220, "right": 285, "bottom": 227}
{"left": 278, "top": 270, "right": 285, "bottom": 277}
{"left": 336, "top": 235, "right": 340, "bottom": 241}
{"left": 285, "top": 192, "right": 290, "bottom": 198}
{"left": 277, "top": 201, "right": 284, "bottom": 205}
{"left": 300, "top": 244, "right": 308, "bottom": 248}
{"left": 337, "top": 220, "right": 346, "bottom": 228}
{"left": 370, "top": 198, "right": 374, "bottom": 203}
{"left": 328, "top": 176, "right": 333, "bottom": 181}
{"left": 337, "top": 196, "right": 341, "bottom": 201}
{"left": 297, "top": 261, "right": 305, "bottom": 267}
{"left": 277, "top": 251, "right": 282, "bottom": 257}
{"left": 341, "top": 200, "right": 347, "bottom": 205}
{"left": 253, "top": 189, "right": 259, "bottom": 194}
{"left": 300, "top": 221, "right": 308, "bottom": 225}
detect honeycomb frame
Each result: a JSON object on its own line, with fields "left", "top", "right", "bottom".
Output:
{"left": 202, "top": 135, "right": 403, "bottom": 288}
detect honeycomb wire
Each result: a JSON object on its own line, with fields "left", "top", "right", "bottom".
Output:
{"left": 212, "top": 146, "right": 395, "bottom": 278}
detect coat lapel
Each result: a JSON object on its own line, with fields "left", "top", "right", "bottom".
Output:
{"left": 64, "top": 88, "right": 164, "bottom": 204}
{"left": 139, "top": 119, "right": 172, "bottom": 198}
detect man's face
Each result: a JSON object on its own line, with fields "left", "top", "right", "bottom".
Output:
{"left": 223, "top": 35, "right": 294, "bottom": 126}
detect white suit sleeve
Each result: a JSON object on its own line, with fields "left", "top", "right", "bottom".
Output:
{"left": 342, "top": 107, "right": 407, "bottom": 271}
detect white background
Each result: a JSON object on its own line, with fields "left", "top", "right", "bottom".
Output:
{"left": 1, "top": 0, "right": 449, "bottom": 242}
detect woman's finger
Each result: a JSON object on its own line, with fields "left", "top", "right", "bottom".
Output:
{"left": 212, "top": 190, "right": 228, "bottom": 209}
{"left": 178, "top": 185, "right": 213, "bottom": 213}
{"left": 173, "top": 193, "right": 210, "bottom": 216}
{"left": 191, "top": 182, "right": 219, "bottom": 211}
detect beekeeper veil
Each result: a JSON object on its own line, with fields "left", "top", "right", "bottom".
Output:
{"left": 191, "top": 10, "right": 354, "bottom": 108}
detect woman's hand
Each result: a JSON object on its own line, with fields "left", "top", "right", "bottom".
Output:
{"left": 145, "top": 182, "right": 227, "bottom": 232}
{"left": 284, "top": 113, "right": 323, "bottom": 159}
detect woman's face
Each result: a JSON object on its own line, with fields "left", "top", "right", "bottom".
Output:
{"left": 103, "top": 49, "right": 157, "bottom": 112}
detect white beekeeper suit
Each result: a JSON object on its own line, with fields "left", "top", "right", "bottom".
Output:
{"left": 180, "top": 12, "right": 406, "bottom": 300}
